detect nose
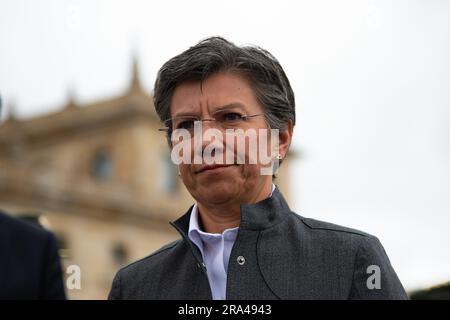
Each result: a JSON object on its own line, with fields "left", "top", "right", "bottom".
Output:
{"left": 193, "top": 120, "right": 226, "bottom": 164}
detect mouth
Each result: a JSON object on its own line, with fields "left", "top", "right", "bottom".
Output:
{"left": 195, "top": 164, "right": 237, "bottom": 174}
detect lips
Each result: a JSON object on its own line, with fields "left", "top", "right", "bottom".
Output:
{"left": 195, "top": 164, "right": 236, "bottom": 174}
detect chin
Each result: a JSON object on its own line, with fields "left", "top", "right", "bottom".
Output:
{"left": 192, "top": 181, "right": 239, "bottom": 205}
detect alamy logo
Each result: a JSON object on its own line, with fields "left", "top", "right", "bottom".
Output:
{"left": 66, "top": 265, "right": 81, "bottom": 290}
{"left": 366, "top": 265, "right": 381, "bottom": 290}
{"left": 169, "top": 124, "right": 281, "bottom": 176}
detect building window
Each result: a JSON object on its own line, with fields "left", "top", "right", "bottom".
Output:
{"left": 159, "top": 154, "right": 177, "bottom": 194}
{"left": 90, "top": 149, "right": 112, "bottom": 181}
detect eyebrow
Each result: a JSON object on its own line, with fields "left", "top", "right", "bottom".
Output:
{"left": 172, "top": 103, "right": 247, "bottom": 118}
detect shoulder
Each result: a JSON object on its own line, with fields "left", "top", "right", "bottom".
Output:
{"left": 286, "top": 213, "right": 408, "bottom": 299}
{"left": 115, "top": 239, "right": 184, "bottom": 279}
{"left": 295, "top": 214, "right": 373, "bottom": 237}
{"left": 285, "top": 212, "right": 382, "bottom": 252}
{"left": 109, "top": 238, "right": 186, "bottom": 299}
{"left": 285, "top": 213, "right": 395, "bottom": 275}
{"left": 0, "top": 211, "right": 54, "bottom": 245}
{"left": 290, "top": 213, "right": 396, "bottom": 269}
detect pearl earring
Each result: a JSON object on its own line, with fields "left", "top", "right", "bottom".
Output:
{"left": 276, "top": 154, "right": 283, "bottom": 160}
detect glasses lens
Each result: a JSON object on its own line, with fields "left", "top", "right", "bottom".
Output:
{"left": 171, "top": 116, "right": 197, "bottom": 130}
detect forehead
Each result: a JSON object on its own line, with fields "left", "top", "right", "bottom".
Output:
{"left": 170, "top": 72, "right": 262, "bottom": 116}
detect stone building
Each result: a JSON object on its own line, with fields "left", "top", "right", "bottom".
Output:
{"left": 0, "top": 59, "right": 292, "bottom": 299}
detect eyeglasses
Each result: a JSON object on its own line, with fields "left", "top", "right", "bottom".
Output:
{"left": 158, "top": 110, "right": 266, "bottom": 135}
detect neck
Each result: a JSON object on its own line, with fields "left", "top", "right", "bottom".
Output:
{"left": 196, "top": 183, "right": 273, "bottom": 234}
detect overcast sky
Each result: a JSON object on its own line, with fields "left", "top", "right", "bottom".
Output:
{"left": 1, "top": 0, "right": 449, "bottom": 291}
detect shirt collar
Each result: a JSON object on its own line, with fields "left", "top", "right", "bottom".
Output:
{"left": 187, "top": 184, "right": 276, "bottom": 253}
{"left": 189, "top": 184, "right": 276, "bottom": 232}
{"left": 171, "top": 184, "right": 290, "bottom": 236}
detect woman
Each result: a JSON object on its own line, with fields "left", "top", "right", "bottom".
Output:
{"left": 109, "top": 37, "right": 408, "bottom": 300}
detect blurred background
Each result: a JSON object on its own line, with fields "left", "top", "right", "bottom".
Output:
{"left": 0, "top": 0, "right": 449, "bottom": 299}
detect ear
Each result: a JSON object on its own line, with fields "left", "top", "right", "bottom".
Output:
{"left": 278, "top": 119, "right": 293, "bottom": 158}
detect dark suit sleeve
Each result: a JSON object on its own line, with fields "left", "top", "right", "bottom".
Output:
{"left": 40, "top": 233, "right": 66, "bottom": 300}
{"left": 108, "top": 271, "right": 122, "bottom": 300}
{"left": 349, "top": 236, "right": 409, "bottom": 300}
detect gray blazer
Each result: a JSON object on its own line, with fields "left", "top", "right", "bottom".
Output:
{"left": 108, "top": 188, "right": 408, "bottom": 299}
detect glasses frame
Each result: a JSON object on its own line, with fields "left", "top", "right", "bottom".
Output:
{"left": 158, "top": 113, "right": 266, "bottom": 133}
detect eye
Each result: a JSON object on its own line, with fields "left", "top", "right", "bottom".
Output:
{"left": 176, "top": 119, "right": 196, "bottom": 130}
{"left": 221, "top": 112, "right": 242, "bottom": 122}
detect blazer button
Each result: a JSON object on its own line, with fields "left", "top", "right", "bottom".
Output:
{"left": 237, "top": 256, "right": 246, "bottom": 265}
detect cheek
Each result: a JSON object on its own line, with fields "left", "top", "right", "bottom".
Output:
{"left": 179, "top": 164, "right": 193, "bottom": 182}
{"left": 245, "top": 133, "right": 273, "bottom": 167}
{"left": 239, "top": 163, "right": 261, "bottom": 182}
